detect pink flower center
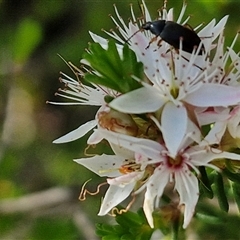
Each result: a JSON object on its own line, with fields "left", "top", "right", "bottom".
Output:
{"left": 167, "top": 154, "right": 183, "bottom": 169}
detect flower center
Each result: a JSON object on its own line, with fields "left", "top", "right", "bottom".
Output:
{"left": 170, "top": 86, "right": 179, "bottom": 99}
{"left": 167, "top": 154, "right": 183, "bottom": 168}
{"left": 119, "top": 161, "right": 141, "bottom": 174}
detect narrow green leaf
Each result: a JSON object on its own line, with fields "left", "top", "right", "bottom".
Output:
{"left": 195, "top": 212, "right": 223, "bottom": 224}
{"left": 196, "top": 202, "right": 225, "bottom": 224}
{"left": 214, "top": 172, "right": 229, "bottom": 212}
{"left": 223, "top": 168, "right": 240, "bottom": 183}
{"left": 199, "top": 166, "right": 214, "bottom": 199}
{"left": 232, "top": 182, "right": 240, "bottom": 212}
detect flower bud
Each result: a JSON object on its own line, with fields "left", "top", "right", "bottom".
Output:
{"left": 97, "top": 108, "right": 138, "bottom": 136}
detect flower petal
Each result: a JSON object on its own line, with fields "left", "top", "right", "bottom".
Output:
{"left": 161, "top": 102, "right": 187, "bottom": 157}
{"left": 174, "top": 167, "right": 199, "bottom": 229}
{"left": 110, "top": 143, "right": 135, "bottom": 159}
{"left": 201, "top": 121, "right": 227, "bottom": 146}
{"left": 98, "top": 183, "right": 135, "bottom": 215}
{"left": 196, "top": 107, "right": 230, "bottom": 126}
{"left": 74, "top": 154, "right": 124, "bottom": 177}
{"left": 53, "top": 120, "right": 97, "bottom": 143}
{"left": 107, "top": 171, "right": 144, "bottom": 187}
{"left": 97, "top": 129, "right": 164, "bottom": 159}
{"left": 184, "top": 84, "right": 240, "bottom": 107}
{"left": 109, "top": 87, "right": 166, "bottom": 113}
{"left": 187, "top": 147, "right": 240, "bottom": 166}
{"left": 144, "top": 167, "right": 169, "bottom": 228}
{"left": 228, "top": 107, "right": 240, "bottom": 138}
{"left": 87, "top": 130, "right": 104, "bottom": 145}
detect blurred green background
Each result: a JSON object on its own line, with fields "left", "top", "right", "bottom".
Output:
{"left": 0, "top": 0, "right": 239, "bottom": 239}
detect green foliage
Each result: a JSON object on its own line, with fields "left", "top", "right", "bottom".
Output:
{"left": 199, "top": 166, "right": 214, "bottom": 199}
{"left": 196, "top": 203, "right": 240, "bottom": 239}
{"left": 96, "top": 208, "right": 153, "bottom": 240}
{"left": 29, "top": 217, "right": 79, "bottom": 240}
{"left": 232, "top": 182, "right": 240, "bottom": 212}
{"left": 223, "top": 167, "right": 240, "bottom": 182}
{"left": 83, "top": 40, "right": 143, "bottom": 93}
{"left": 12, "top": 19, "right": 43, "bottom": 64}
{"left": 196, "top": 203, "right": 226, "bottom": 225}
{"left": 213, "top": 172, "right": 229, "bottom": 212}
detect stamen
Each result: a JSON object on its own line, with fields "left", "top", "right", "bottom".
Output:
{"left": 79, "top": 179, "right": 108, "bottom": 201}
{"left": 110, "top": 193, "right": 136, "bottom": 216}
{"left": 84, "top": 145, "right": 98, "bottom": 157}
{"left": 176, "top": 1, "right": 187, "bottom": 24}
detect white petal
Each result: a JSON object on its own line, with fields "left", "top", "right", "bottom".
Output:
{"left": 53, "top": 120, "right": 97, "bottom": 143}
{"left": 161, "top": 102, "right": 187, "bottom": 157}
{"left": 201, "top": 121, "right": 227, "bottom": 146}
{"left": 181, "top": 119, "right": 201, "bottom": 148}
{"left": 97, "top": 129, "right": 164, "bottom": 160}
{"left": 196, "top": 107, "right": 230, "bottom": 126}
{"left": 184, "top": 84, "right": 240, "bottom": 107}
{"left": 212, "top": 16, "right": 228, "bottom": 41}
{"left": 129, "top": 24, "right": 157, "bottom": 80}
{"left": 109, "top": 87, "right": 166, "bottom": 114}
{"left": 89, "top": 31, "right": 109, "bottom": 48}
{"left": 144, "top": 167, "right": 169, "bottom": 228}
{"left": 110, "top": 143, "right": 135, "bottom": 159}
{"left": 98, "top": 183, "right": 134, "bottom": 215}
{"left": 87, "top": 130, "right": 103, "bottom": 145}
{"left": 107, "top": 171, "right": 144, "bottom": 187}
{"left": 89, "top": 31, "right": 124, "bottom": 55}
{"left": 74, "top": 154, "right": 124, "bottom": 177}
{"left": 198, "top": 19, "right": 215, "bottom": 52}
{"left": 228, "top": 106, "right": 240, "bottom": 138}
{"left": 188, "top": 147, "right": 240, "bottom": 166}
{"left": 229, "top": 48, "right": 240, "bottom": 72}
{"left": 174, "top": 167, "right": 199, "bottom": 229}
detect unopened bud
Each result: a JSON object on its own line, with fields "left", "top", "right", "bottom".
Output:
{"left": 98, "top": 108, "right": 138, "bottom": 136}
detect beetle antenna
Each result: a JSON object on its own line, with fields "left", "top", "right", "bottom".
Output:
{"left": 125, "top": 28, "right": 143, "bottom": 43}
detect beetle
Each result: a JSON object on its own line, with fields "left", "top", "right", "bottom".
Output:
{"left": 128, "top": 20, "right": 204, "bottom": 54}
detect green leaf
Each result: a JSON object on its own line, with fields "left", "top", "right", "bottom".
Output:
{"left": 96, "top": 223, "right": 123, "bottom": 239}
{"left": 83, "top": 40, "right": 143, "bottom": 93}
{"left": 232, "top": 182, "right": 240, "bottom": 212}
{"left": 199, "top": 166, "right": 213, "bottom": 199}
{"left": 12, "top": 18, "right": 42, "bottom": 64}
{"left": 115, "top": 209, "right": 143, "bottom": 227}
{"left": 214, "top": 172, "right": 229, "bottom": 212}
{"left": 195, "top": 203, "right": 225, "bottom": 224}
{"left": 96, "top": 208, "right": 154, "bottom": 240}
{"left": 223, "top": 167, "right": 240, "bottom": 183}
{"left": 195, "top": 212, "right": 224, "bottom": 224}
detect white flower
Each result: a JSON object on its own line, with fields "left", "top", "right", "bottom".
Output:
{"left": 99, "top": 1, "right": 240, "bottom": 134}
{"left": 227, "top": 106, "right": 240, "bottom": 138}
{"left": 197, "top": 105, "right": 240, "bottom": 146}
{"left": 74, "top": 150, "right": 148, "bottom": 216}
{"left": 49, "top": 72, "right": 118, "bottom": 143}
{"left": 94, "top": 127, "right": 240, "bottom": 229}
{"left": 51, "top": 0, "right": 240, "bottom": 231}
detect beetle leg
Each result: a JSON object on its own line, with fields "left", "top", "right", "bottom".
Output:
{"left": 157, "top": 39, "right": 163, "bottom": 48}
{"left": 145, "top": 36, "right": 158, "bottom": 49}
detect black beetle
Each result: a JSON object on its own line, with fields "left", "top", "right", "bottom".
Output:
{"left": 129, "top": 20, "right": 204, "bottom": 54}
